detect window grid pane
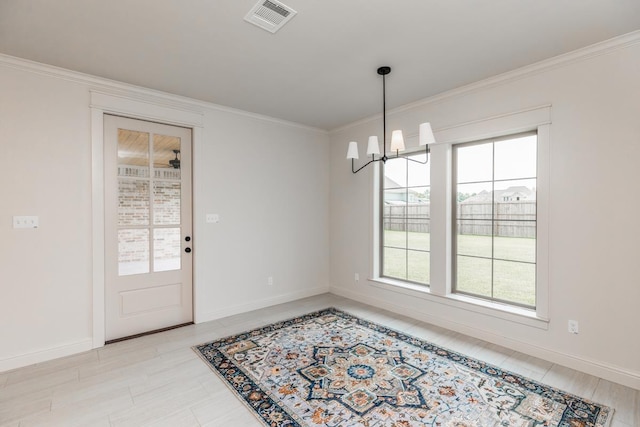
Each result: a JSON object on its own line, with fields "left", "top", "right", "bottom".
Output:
{"left": 454, "top": 135, "right": 537, "bottom": 309}
{"left": 382, "top": 153, "right": 430, "bottom": 286}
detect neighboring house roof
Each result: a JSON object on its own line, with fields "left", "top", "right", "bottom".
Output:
{"left": 462, "top": 186, "right": 536, "bottom": 203}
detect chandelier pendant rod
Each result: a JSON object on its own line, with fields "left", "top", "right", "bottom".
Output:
{"left": 382, "top": 69, "right": 388, "bottom": 163}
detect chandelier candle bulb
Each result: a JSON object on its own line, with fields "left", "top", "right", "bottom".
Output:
{"left": 390, "top": 130, "right": 405, "bottom": 152}
{"left": 346, "top": 141, "right": 359, "bottom": 159}
{"left": 366, "top": 136, "right": 380, "bottom": 156}
{"left": 419, "top": 122, "right": 435, "bottom": 146}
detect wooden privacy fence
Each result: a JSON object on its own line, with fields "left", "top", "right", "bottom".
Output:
{"left": 384, "top": 201, "right": 536, "bottom": 237}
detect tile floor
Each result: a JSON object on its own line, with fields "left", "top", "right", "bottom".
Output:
{"left": 1, "top": 294, "right": 637, "bottom": 426}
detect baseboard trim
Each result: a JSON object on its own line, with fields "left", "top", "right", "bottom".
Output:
{"left": 0, "top": 338, "right": 93, "bottom": 373}
{"left": 330, "top": 286, "right": 640, "bottom": 390}
{"left": 196, "top": 286, "right": 330, "bottom": 324}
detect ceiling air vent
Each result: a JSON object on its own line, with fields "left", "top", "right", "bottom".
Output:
{"left": 244, "top": 0, "right": 297, "bottom": 34}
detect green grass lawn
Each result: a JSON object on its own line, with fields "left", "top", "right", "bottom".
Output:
{"left": 383, "top": 230, "right": 536, "bottom": 307}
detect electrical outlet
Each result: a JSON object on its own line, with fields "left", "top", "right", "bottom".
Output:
{"left": 354, "top": 273, "right": 359, "bottom": 282}
{"left": 267, "top": 276, "right": 273, "bottom": 286}
{"left": 568, "top": 320, "right": 579, "bottom": 334}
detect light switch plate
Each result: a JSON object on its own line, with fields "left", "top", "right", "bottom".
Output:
{"left": 13, "top": 216, "right": 39, "bottom": 229}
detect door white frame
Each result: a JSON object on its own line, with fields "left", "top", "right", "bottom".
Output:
{"left": 91, "top": 89, "right": 204, "bottom": 348}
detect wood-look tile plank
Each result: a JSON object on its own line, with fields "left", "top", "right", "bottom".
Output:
{"left": 18, "top": 387, "right": 132, "bottom": 427}
{"left": 609, "top": 420, "right": 634, "bottom": 427}
{"left": 79, "top": 346, "right": 158, "bottom": 380}
{"left": 592, "top": 379, "right": 636, "bottom": 426}
{"left": 97, "top": 333, "right": 164, "bottom": 361}
{"left": 154, "top": 328, "right": 226, "bottom": 355}
{"left": 54, "top": 363, "right": 148, "bottom": 403}
{"left": 129, "top": 357, "right": 211, "bottom": 398}
{"left": 634, "top": 390, "right": 639, "bottom": 427}
{"left": 200, "top": 407, "right": 263, "bottom": 427}
{"left": 109, "top": 380, "right": 209, "bottom": 427}
{"left": 198, "top": 372, "right": 234, "bottom": 397}
{"left": 1, "top": 367, "right": 77, "bottom": 400}
{"left": 369, "top": 310, "right": 420, "bottom": 332}
{"left": 190, "top": 389, "right": 253, "bottom": 425}
{"left": 0, "top": 389, "right": 51, "bottom": 413}
{"left": 139, "top": 347, "right": 197, "bottom": 376}
{"left": 499, "top": 351, "right": 553, "bottom": 382}
{"left": 465, "top": 341, "right": 516, "bottom": 367}
{"left": 0, "top": 373, "right": 8, "bottom": 388}
{"left": 0, "top": 395, "right": 51, "bottom": 426}
{"left": 51, "top": 376, "right": 135, "bottom": 410}
{"left": 4, "top": 351, "right": 98, "bottom": 386}
{"left": 541, "top": 364, "right": 600, "bottom": 399}
{"left": 405, "top": 322, "right": 458, "bottom": 347}
{"left": 145, "top": 409, "right": 201, "bottom": 427}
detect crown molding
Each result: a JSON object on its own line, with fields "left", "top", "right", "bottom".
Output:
{"left": 0, "top": 53, "right": 328, "bottom": 135}
{"left": 331, "top": 30, "right": 640, "bottom": 135}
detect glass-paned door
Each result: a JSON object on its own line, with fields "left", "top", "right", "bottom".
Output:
{"left": 104, "top": 115, "right": 193, "bottom": 341}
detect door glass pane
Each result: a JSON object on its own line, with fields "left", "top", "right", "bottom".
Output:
{"left": 153, "top": 181, "right": 181, "bottom": 225}
{"left": 118, "top": 129, "right": 149, "bottom": 178}
{"left": 154, "top": 228, "right": 181, "bottom": 272}
{"left": 153, "top": 134, "right": 181, "bottom": 180}
{"left": 118, "top": 229, "right": 149, "bottom": 276}
{"left": 118, "top": 180, "right": 150, "bottom": 226}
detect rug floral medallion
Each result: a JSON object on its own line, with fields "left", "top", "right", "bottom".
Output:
{"left": 194, "top": 308, "right": 612, "bottom": 427}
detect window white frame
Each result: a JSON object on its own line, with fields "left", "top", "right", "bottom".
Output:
{"left": 452, "top": 132, "right": 538, "bottom": 309}
{"left": 371, "top": 105, "right": 551, "bottom": 326}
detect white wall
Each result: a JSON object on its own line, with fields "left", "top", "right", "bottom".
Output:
{"left": 195, "top": 108, "right": 330, "bottom": 321}
{"left": 329, "top": 37, "right": 640, "bottom": 389}
{"left": 0, "top": 57, "right": 330, "bottom": 370}
{"left": 2, "top": 34, "right": 639, "bottom": 389}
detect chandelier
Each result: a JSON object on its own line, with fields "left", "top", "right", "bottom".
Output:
{"left": 346, "top": 66, "right": 435, "bottom": 173}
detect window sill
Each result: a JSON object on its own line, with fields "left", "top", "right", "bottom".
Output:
{"left": 369, "top": 277, "right": 549, "bottom": 330}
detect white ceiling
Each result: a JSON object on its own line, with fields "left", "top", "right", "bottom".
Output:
{"left": 1, "top": 1, "right": 639, "bottom": 130}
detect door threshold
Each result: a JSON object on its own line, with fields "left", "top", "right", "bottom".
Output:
{"left": 105, "top": 322, "right": 194, "bottom": 345}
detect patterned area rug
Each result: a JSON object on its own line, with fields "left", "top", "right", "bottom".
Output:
{"left": 194, "top": 308, "right": 612, "bottom": 427}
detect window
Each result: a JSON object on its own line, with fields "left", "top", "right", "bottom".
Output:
{"left": 381, "top": 152, "right": 430, "bottom": 285}
{"left": 372, "top": 106, "right": 549, "bottom": 322}
{"left": 453, "top": 133, "right": 537, "bottom": 308}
